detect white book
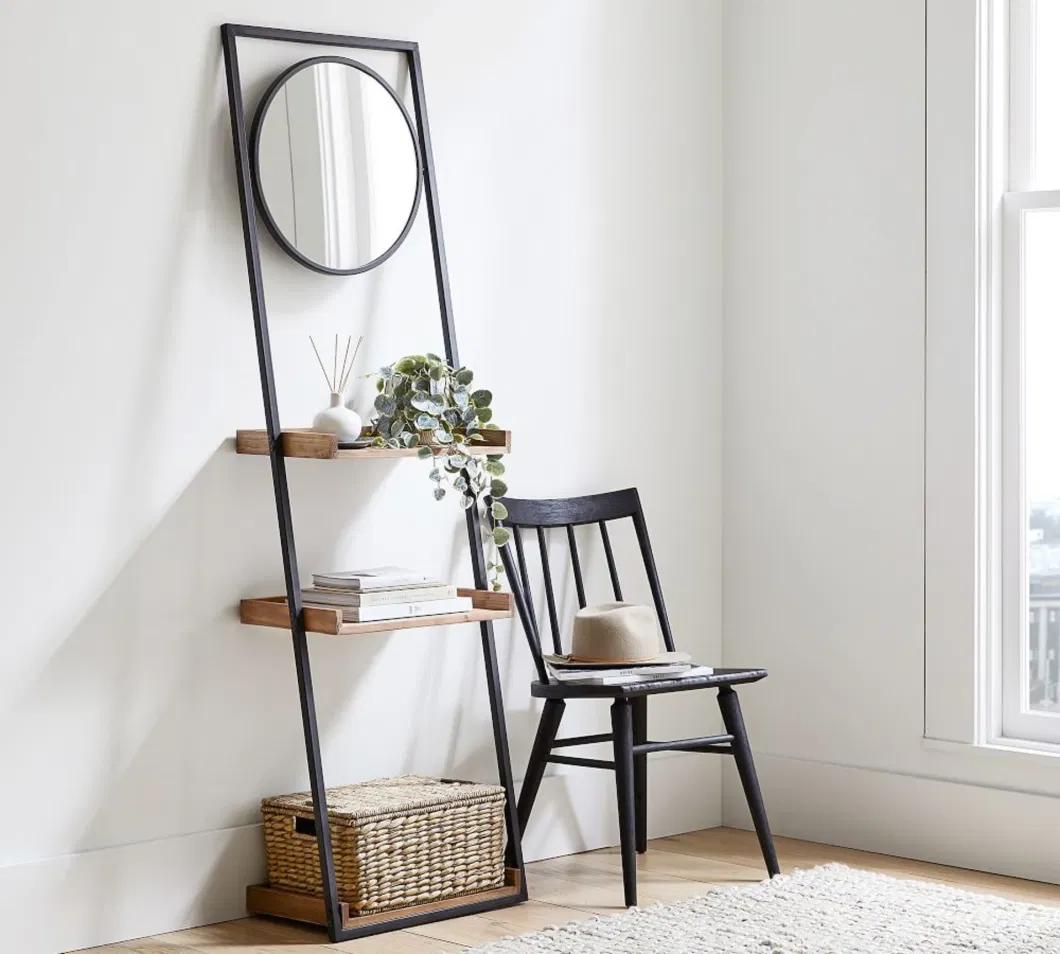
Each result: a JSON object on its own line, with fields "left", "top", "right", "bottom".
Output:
{"left": 547, "top": 663, "right": 692, "bottom": 683}
{"left": 311, "top": 566, "right": 439, "bottom": 591}
{"left": 304, "top": 596, "right": 473, "bottom": 623}
{"left": 302, "top": 585, "right": 458, "bottom": 607}
{"left": 548, "top": 665, "right": 714, "bottom": 686}
{"left": 313, "top": 581, "right": 446, "bottom": 594}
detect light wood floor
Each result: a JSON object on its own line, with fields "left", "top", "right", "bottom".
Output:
{"left": 85, "top": 827, "right": 1060, "bottom": 953}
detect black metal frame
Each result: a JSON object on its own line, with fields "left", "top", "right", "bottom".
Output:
{"left": 497, "top": 488, "right": 780, "bottom": 907}
{"left": 221, "top": 23, "right": 526, "bottom": 942}
{"left": 249, "top": 54, "right": 424, "bottom": 276}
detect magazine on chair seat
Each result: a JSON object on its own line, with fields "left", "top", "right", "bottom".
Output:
{"left": 545, "top": 663, "right": 714, "bottom": 686}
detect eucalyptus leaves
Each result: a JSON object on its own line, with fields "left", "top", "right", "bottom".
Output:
{"left": 371, "top": 354, "right": 510, "bottom": 589}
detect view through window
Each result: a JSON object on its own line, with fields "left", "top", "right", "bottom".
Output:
{"left": 1002, "top": 0, "right": 1060, "bottom": 738}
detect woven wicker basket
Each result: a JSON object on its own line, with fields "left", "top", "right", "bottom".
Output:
{"left": 261, "top": 775, "right": 506, "bottom": 914}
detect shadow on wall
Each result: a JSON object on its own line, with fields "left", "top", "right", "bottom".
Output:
{"left": 45, "top": 443, "right": 398, "bottom": 942}
{"left": 34, "top": 34, "right": 409, "bottom": 861}
{"left": 0, "top": 33, "right": 395, "bottom": 878}
{"left": 24, "top": 447, "right": 548, "bottom": 944}
{"left": 0, "top": 434, "right": 426, "bottom": 939}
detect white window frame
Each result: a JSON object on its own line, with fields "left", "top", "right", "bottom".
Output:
{"left": 999, "top": 186, "right": 1060, "bottom": 743}
{"left": 998, "top": 0, "right": 1060, "bottom": 745}
{"left": 924, "top": 0, "right": 1004, "bottom": 747}
{"left": 927, "top": 0, "right": 1060, "bottom": 750}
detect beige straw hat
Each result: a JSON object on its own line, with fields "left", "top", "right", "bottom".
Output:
{"left": 544, "top": 602, "right": 690, "bottom": 668}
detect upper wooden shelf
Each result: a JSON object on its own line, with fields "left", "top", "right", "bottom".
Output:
{"left": 240, "top": 588, "right": 512, "bottom": 636}
{"left": 235, "top": 428, "right": 511, "bottom": 460}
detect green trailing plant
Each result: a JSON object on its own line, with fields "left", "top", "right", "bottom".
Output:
{"left": 370, "top": 353, "right": 510, "bottom": 589}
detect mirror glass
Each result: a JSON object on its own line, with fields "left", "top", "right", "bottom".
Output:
{"left": 252, "top": 58, "right": 421, "bottom": 274}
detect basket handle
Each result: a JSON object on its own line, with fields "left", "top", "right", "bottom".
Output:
{"left": 292, "top": 815, "right": 317, "bottom": 837}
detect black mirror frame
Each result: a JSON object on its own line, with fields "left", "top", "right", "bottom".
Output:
{"left": 249, "top": 54, "right": 424, "bottom": 276}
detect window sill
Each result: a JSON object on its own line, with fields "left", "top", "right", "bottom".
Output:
{"left": 926, "top": 734, "right": 1060, "bottom": 757}
{"left": 921, "top": 735, "right": 1060, "bottom": 799}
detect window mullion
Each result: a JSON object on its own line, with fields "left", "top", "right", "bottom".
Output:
{"left": 1008, "top": 0, "right": 1036, "bottom": 189}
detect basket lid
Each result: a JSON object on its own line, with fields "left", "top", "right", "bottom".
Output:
{"left": 261, "top": 774, "right": 504, "bottom": 822}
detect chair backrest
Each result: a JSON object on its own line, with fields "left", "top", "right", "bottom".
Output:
{"left": 496, "top": 488, "right": 675, "bottom": 682}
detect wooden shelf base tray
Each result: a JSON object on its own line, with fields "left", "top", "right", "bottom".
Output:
{"left": 236, "top": 428, "right": 511, "bottom": 459}
{"left": 246, "top": 869, "right": 523, "bottom": 930}
{"left": 240, "top": 588, "right": 512, "bottom": 636}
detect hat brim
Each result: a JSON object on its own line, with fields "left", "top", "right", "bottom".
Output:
{"left": 543, "top": 651, "right": 691, "bottom": 669}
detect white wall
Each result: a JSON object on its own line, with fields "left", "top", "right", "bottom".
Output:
{"left": 722, "top": 0, "right": 1060, "bottom": 884}
{"left": 0, "top": 2, "right": 724, "bottom": 951}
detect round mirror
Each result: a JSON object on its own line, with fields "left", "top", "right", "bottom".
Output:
{"left": 250, "top": 56, "right": 422, "bottom": 275}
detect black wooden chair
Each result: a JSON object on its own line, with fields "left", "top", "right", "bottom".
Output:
{"left": 497, "top": 487, "right": 779, "bottom": 906}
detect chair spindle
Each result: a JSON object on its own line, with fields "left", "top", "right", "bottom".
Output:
{"left": 537, "top": 527, "right": 564, "bottom": 655}
{"left": 599, "top": 520, "right": 624, "bottom": 601}
{"left": 632, "top": 509, "right": 674, "bottom": 652}
{"left": 511, "top": 526, "right": 540, "bottom": 643}
{"left": 566, "top": 525, "right": 587, "bottom": 608}
{"left": 499, "top": 537, "right": 548, "bottom": 682}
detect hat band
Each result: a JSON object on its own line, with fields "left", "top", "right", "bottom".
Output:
{"left": 567, "top": 653, "right": 660, "bottom": 664}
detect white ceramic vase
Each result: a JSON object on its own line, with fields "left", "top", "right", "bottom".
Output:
{"left": 312, "top": 392, "right": 363, "bottom": 441}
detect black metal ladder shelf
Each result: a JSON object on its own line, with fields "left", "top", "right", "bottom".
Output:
{"left": 221, "top": 23, "right": 527, "bottom": 943}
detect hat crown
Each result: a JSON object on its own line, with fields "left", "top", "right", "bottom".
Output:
{"left": 570, "top": 602, "right": 659, "bottom": 663}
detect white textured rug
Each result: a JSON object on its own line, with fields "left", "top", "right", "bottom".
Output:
{"left": 470, "top": 864, "right": 1060, "bottom": 952}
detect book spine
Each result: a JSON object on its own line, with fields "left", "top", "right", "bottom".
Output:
{"left": 303, "top": 585, "right": 457, "bottom": 606}
{"left": 348, "top": 597, "right": 473, "bottom": 622}
{"left": 547, "top": 666, "right": 689, "bottom": 681}
{"left": 549, "top": 667, "right": 713, "bottom": 686}
{"left": 311, "top": 577, "right": 435, "bottom": 592}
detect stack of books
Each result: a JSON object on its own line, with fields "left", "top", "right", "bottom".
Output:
{"left": 545, "top": 662, "right": 715, "bottom": 687}
{"left": 301, "top": 566, "right": 472, "bottom": 623}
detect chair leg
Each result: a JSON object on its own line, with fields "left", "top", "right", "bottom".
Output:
{"left": 631, "top": 696, "right": 647, "bottom": 853}
{"left": 610, "top": 699, "right": 638, "bottom": 906}
{"left": 717, "top": 686, "right": 780, "bottom": 877}
{"left": 505, "top": 698, "right": 566, "bottom": 867}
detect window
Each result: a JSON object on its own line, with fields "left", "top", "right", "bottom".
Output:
{"left": 924, "top": 0, "right": 1060, "bottom": 755}
{"left": 999, "top": 0, "right": 1060, "bottom": 743}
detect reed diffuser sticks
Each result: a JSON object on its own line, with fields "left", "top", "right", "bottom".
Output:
{"left": 310, "top": 334, "right": 363, "bottom": 395}
{"left": 309, "top": 334, "right": 365, "bottom": 441}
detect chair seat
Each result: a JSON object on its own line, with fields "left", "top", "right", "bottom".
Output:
{"left": 530, "top": 667, "right": 767, "bottom": 699}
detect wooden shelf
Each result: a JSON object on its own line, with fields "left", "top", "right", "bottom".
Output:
{"left": 246, "top": 868, "right": 522, "bottom": 930}
{"left": 240, "top": 588, "right": 511, "bottom": 636}
{"left": 235, "top": 428, "right": 511, "bottom": 459}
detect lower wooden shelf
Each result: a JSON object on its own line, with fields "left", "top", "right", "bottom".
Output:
{"left": 246, "top": 868, "right": 523, "bottom": 930}
{"left": 240, "top": 588, "right": 512, "bottom": 636}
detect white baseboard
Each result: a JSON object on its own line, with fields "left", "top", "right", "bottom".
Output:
{"left": 721, "top": 753, "right": 1060, "bottom": 885}
{"left": 0, "top": 825, "right": 265, "bottom": 954}
{"left": 6, "top": 752, "right": 717, "bottom": 954}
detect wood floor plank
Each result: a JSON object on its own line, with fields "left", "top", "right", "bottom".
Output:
{"left": 185, "top": 946, "right": 336, "bottom": 954}
{"left": 531, "top": 850, "right": 754, "bottom": 896}
{"left": 404, "top": 900, "right": 592, "bottom": 947}
{"left": 76, "top": 827, "right": 1060, "bottom": 953}
{"left": 560, "top": 844, "right": 764, "bottom": 886}
{"left": 403, "top": 915, "right": 532, "bottom": 949}
{"left": 524, "top": 864, "right": 713, "bottom": 913}
{"left": 327, "top": 932, "right": 463, "bottom": 953}
{"left": 150, "top": 918, "right": 329, "bottom": 952}
{"left": 654, "top": 827, "right": 782, "bottom": 872}
{"left": 89, "top": 942, "right": 188, "bottom": 954}
{"left": 660, "top": 828, "right": 1060, "bottom": 905}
